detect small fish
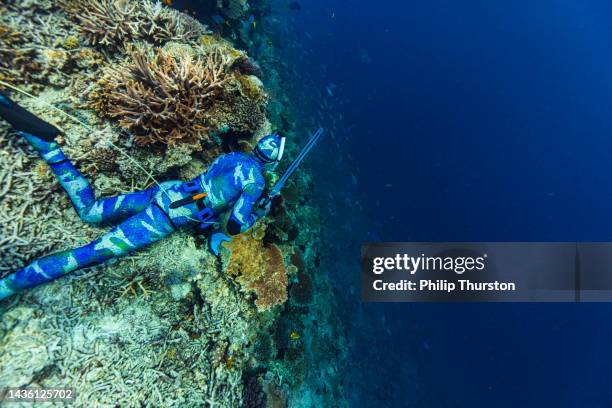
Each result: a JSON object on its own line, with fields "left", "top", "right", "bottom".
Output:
{"left": 211, "top": 14, "right": 225, "bottom": 24}
{"left": 359, "top": 49, "right": 372, "bottom": 64}
{"left": 242, "top": 14, "right": 256, "bottom": 31}
{"left": 290, "top": 331, "right": 300, "bottom": 341}
{"left": 325, "top": 83, "right": 336, "bottom": 97}
{"left": 288, "top": 1, "right": 302, "bottom": 11}
{"left": 162, "top": 0, "right": 172, "bottom": 5}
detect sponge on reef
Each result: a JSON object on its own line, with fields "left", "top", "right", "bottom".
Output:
{"left": 223, "top": 225, "right": 289, "bottom": 312}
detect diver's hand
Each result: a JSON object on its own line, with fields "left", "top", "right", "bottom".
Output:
{"left": 210, "top": 232, "right": 231, "bottom": 256}
{"left": 255, "top": 198, "right": 271, "bottom": 218}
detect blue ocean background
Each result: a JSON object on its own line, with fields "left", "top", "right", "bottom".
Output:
{"left": 274, "top": 1, "right": 612, "bottom": 407}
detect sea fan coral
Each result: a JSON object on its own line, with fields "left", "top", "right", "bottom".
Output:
{"left": 59, "top": 0, "right": 208, "bottom": 48}
{"left": 92, "top": 44, "right": 231, "bottom": 147}
{"left": 224, "top": 228, "right": 288, "bottom": 311}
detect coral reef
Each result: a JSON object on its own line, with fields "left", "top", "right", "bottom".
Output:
{"left": 0, "top": 26, "right": 41, "bottom": 87}
{"left": 0, "top": 126, "right": 100, "bottom": 275}
{"left": 236, "top": 56, "right": 265, "bottom": 80}
{"left": 59, "top": 0, "right": 208, "bottom": 49}
{"left": 208, "top": 73, "right": 269, "bottom": 135}
{"left": 223, "top": 225, "right": 289, "bottom": 312}
{"left": 217, "top": 0, "right": 248, "bottom": 20}
{"left": 290, "top": 273, "right": 313, "bottom": 305}
{"left": 0, "top": 0, "right": 349, "bottom": 406}
{"left": 93, "top": 43, "right": 231, "bottom": 147}
{"left": 243, "top": 374, "right": 267, "bottom": 408}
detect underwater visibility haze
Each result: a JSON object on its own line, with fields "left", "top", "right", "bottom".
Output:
{"left": 1, "top": 0, "right": 612, "bottom": 407}
{"left": 279, "top": 0, "right": 612, "bottom": 407}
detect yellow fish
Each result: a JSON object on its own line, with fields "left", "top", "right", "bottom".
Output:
{"left": 290, "top": 331, "right": 300, "bottom": 341}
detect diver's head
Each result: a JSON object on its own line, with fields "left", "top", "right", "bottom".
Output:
{"left": 253, "top": 133, "right": 285, "bottom": 170}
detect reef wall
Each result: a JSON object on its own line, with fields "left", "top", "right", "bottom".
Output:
{"left": 0, "top": 0, "right": 347, "bottom": 406}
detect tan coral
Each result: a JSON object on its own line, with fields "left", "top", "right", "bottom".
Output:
{"left": 92, "top": 43, "right": 231, "bottom": 147}
{"left": 59, "top": 0, "right": 208, "bottom": 49}
{"left": 208, "top": 74, "right": 269, "bottom": 135}
{"left": 0, "top": 25, "right": 41, "bottom": 86}
{"left": 58, "top": 0, "right": 138, "bottom": 48}
{"left": 224, "top": 226, "right": 288, "bottom": 312}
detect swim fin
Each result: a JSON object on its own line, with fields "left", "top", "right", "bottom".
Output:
{"left": 0, "top": 90, "right": 61, "bottom": 141}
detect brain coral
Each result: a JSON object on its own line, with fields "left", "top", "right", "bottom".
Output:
{"left": 224, "top": 227, "right": 288, "bottom": 312}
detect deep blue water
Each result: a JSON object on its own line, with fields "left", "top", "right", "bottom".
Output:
{"left": 276, "top": 1, "right": 612, "bottom": 407}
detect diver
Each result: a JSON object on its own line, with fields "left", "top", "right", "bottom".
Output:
{"left": 0, "top": 90, "right": 288, "bottom": 301}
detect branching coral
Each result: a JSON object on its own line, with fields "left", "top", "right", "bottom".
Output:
{"left": 59, "top": 0, "right": 209, "bottom": 48}
{"left": 0, "top": 131, "right": 94, "bottom": 274}
{"left": 224, "top": 226, "right": 288, "bottom": 312}
{"left": 58, "top": 0, "right": 137, "bottom": 47}
{"left": 92, "top": 44, "right": 231, "bottom": 147}
{"left": 0, "top": 26, "right": 41, "bottom": 86}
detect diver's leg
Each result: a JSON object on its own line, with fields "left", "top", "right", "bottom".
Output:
{"left": 0, "top": 204, "right": 175, "bottom": 301}
{"left": 0, "top": 90, "right": 61, "bottom": 141}
{"left": 0, "top": 92, "right": 156, "bottom": 224}
{"left": 22, "top": 132, "right": 158, "bottom": 224}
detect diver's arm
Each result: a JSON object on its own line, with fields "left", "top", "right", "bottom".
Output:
{"left": 227, "top": 183, "right": 264, "bottom": 235}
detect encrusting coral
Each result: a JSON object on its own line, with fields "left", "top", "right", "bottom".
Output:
{"left": 223, "top": 225, "right": 289, "bottom": 312}
{"left": 59, "top": 0, "right": 208, "bottom": 49}
{"left": 208, "top": 73, "right": 269, "bottom": 135}
{"left": 92, "top": 43, "right": 232, "bottom": 147}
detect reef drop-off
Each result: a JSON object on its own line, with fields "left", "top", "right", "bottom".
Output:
{"left": 0, "top": 0, "right": 347, "bottom": 406}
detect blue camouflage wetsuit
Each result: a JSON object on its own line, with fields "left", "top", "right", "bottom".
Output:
{"left": 0, "top": 130, "right": 284, "bottom": 301}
